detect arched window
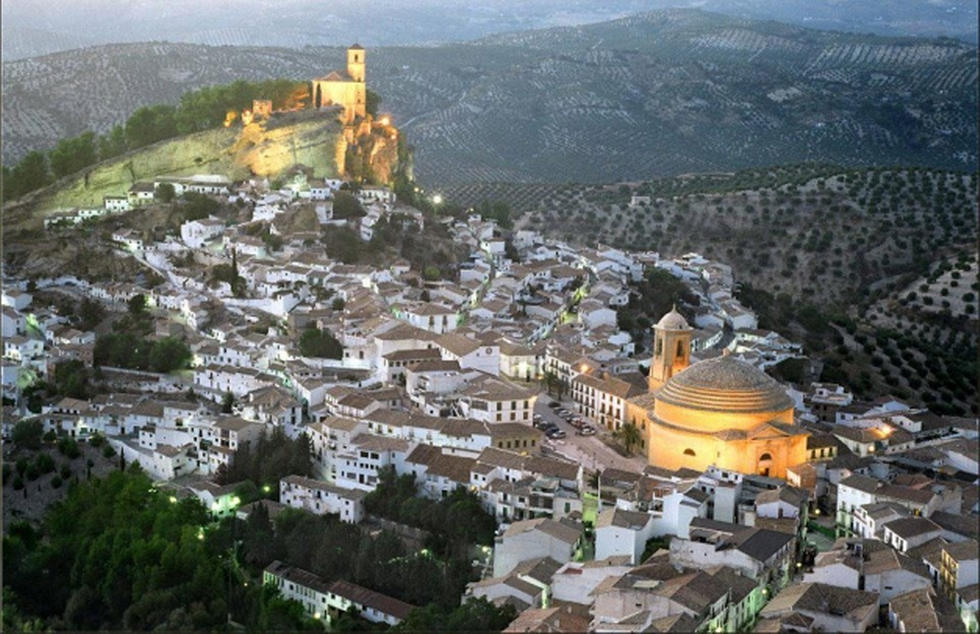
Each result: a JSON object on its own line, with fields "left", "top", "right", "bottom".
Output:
{"left": 655, "top": 336, "right": 663, "bottom": 357}
{"left": 683, "top": 448, "right": 696, "bottom": 456}
{"left": 759, "top": 452, "right": 772, "bottom": 462}
{"left": 676, "top": 340, "right": 684, "bottom": 357}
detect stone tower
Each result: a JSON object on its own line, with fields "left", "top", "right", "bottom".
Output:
{"left": 648, "top": 306, "right": 693, "bottom": 392}
{"left": 347, "top": 44, "right": 365, "bottom": 83}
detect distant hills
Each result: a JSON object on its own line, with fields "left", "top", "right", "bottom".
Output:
{"left": 3, "top": 9, "right": 977, "bottom": 184}
{"left": 3, "top": 0, "right": 975, "bottom": 60}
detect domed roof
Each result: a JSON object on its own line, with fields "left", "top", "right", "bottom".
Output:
{"left": 656, "top": 306, "right": 690, "bottom": 331}
{"left": 655, "top": 354, "right": 794, "bottom": 413}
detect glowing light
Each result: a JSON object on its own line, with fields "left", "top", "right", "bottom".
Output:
{"left": 379, "top": 116, "right": 391, "bottom": 126}
{"left": 223, "top": 110, "right": 237, "bottom": 127}
{"left": 314, "top": 613, "right": 321, "bottom": 620}
{"left": 241, "top": 109, "right": 254, "bottom": 126}
{"left": 169, "top": 495, "right": 177, "bottom": 504}
{"left": 197, "top": 529, "right": 205, "bottom": 541}
{"left": 262, "top": 484, "right": 271, "bottom": 494}
{"left": 432, "top": 194, "right": 443, "bottom": 205}
{"left": 796, "top": 562, "right": 802, "bottom": 568}
{"left": 211, "top": 502, "right": 220, "bottom": 511}
{"left": 232, "top": 496, "right": 241, "bottom": 506}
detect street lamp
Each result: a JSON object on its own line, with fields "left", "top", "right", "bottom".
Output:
{"left": 432, "top": 194, "right": 443, "bottom": 205}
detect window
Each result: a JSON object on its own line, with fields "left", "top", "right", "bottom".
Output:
{"left": 759, "top": 453, "right": 773, "bottom": 462}
{"left": 683, "top": 448, "right": 696, "bottom": 456}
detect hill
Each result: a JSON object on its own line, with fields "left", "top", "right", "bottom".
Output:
{"left": 1, "top": 109, "right": 378, "bottom": 231}
{"left": 453, "top": 164, "right": 976, "bottom": 414}
{"left": 2, "top": 9, "right": 976, "bottom": 184}
{"left": 3, "top": 0, "right": 974, "bottom": 61}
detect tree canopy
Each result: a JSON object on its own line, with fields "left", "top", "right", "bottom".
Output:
{"left": 94, "top": 334, "right": 191, "bottom": 373}
{"left": 299, "top": 327, "right": 343, "bottom": 359}
{"left": 2, "top": 469, "right": 323, "bottom": 631}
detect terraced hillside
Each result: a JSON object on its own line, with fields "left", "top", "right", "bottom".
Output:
{"left": 3, "top": 10, "right": 976, "bottom": 184}
{"left": 503, "top": 165, "right": 978, "bottom": 413}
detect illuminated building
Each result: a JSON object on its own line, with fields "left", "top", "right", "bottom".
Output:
{"left": 627, "top": 309, "right": 809, "bottom": 479}
{"left": 311, "top": 44, "right": 367, "bottom": 124}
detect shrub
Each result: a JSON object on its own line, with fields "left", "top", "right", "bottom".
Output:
{"left": 35, "top": 453, "right": 55, "bottom": 474}
{"left": 102, "top": 445, "right": 117, "bottom": 458}
{"left": 51, "top": 476, "right": 63, "bottom": 489}
{"left": 58, "top": 438, "right": 81, "bottom": 459}
{"left": 12, "top": 419, "right": 44, "bottom": 449}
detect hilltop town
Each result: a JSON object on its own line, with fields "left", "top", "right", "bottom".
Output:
{"left": 4, "top": 144, "right": 978, "bottom": 631}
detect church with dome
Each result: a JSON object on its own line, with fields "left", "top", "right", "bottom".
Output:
{"left": 625, "top": 308, "right": 809, "bottom": 479}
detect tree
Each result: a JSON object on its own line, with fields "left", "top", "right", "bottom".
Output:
{"left": 98, "top": 124, "right": 128, "bottom": 161}
{"left": 76, "top": 298, "right": 107, "bottom": 331}
{"left": 332, "top": 191, "right": 365, "bottom": 220}
{"left": 299, "top": 328, "right": 343, "bottom": 359}
{"left": 8, "top": 151, "right": 52, "bottom": 199}
{"left": 52, "top": 360, "right": 89, "bottom": 399}
{"left": 155, "top": 182, "right": 175, "bottom": 203}
{"left": 11, "top": 420, "right": 43, "bottom": 450}
{"left": 365, "top": 89, "right": 382, "bottom": 118}
{"left": 180, "top": 191, "right": 219, "bottom": 221}
{"left": 147, "top": 337, "right": 191, "bottom": 373}
{"left": 48, "top": 132, "right": 97, "bottom": 179}
{"left": 221, "top": 391, "right": 235, "bottom": 414}
{"left": 127, "top": 293, "right": 147, "bottom": 316}
{"left": 331, "top": 297, "right": 346, "bottom": 311}
{"left": 614, "top": 422, "right": 643, "bottom": 456}
{"left": 124, "top": 105, "right": 178, "bottom": 149}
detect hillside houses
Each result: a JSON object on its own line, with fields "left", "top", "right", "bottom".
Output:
{"left": 13, "top": 167, "right": 980, "bottom": 634}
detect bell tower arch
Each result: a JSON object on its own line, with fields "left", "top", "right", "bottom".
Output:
{"left": 648, "top": 306, "right": 692, "bottom": 392}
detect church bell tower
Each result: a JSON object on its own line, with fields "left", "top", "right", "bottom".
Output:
{"left": 648, "top": 306, "right": 693, "bottom": 392}
{"left": 347, "top": 44, "right": 365, "bottom": 83}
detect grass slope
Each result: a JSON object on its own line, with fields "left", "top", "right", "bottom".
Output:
{"left": 3, "top": 111, "right": 343, "bottom": 230}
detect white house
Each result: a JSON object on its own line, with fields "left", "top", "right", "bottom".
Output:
{"left": 493, "top": 517, "right": 582, "bottom": 577}
{"left": 104, "top": 196, "right": 131, "bottom": 213}
{"left": 279, "top": 475, "right": 367, "bottom": 523}
{"left": 594, "top": 508, "right": 655, "bottom": 565}
{"left": 180, "top": 217, "right": 226, "bottom": 248}
{"left": 263, "top": 561, "right": 414, "bottom": 626}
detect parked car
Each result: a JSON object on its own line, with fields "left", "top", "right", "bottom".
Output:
{"left": 576, "top": 426, "right": 596, "bottom": 436}
{"left": 533, "top": 420, "right": 549, "bottom": 430}
{"left": 532, "top": 414, "right": 542, "bottom": 423}
{"left": 547, "top": 429, "right": 567, "bottom": 439}
{"left": 548, "top": 401, "right": 560, "bottom": 409}
{"left": 570, "top": 418, "right": 585, "bottom": 430}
